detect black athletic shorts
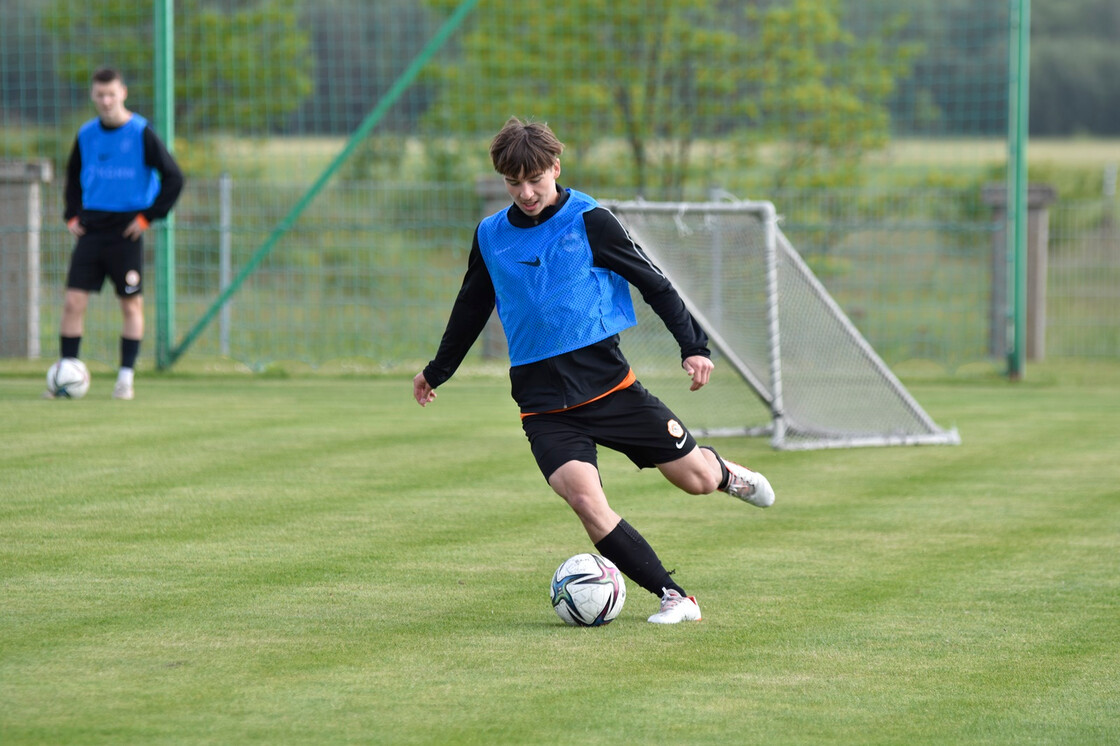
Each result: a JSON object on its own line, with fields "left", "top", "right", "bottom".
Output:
{"left": 66, "top": 230, "right": 144, "bottom": 297}
{"left": 521, "top": 381, "right": 698, "bottom": 481}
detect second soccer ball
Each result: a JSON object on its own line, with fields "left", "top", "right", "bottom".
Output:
{"left": 46, "top": 357, "right": 91, "bottom": 399}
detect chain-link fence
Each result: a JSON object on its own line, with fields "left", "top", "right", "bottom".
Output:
{"left": 3, "top": 0, "right": 1112, "bottom": 373}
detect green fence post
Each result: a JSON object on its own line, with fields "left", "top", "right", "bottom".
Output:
{"left": 154, "top": 0, "right": 175, "bottom": 370}
{"left": 1007, "top": 0, "right": 1031, "bottom": 380}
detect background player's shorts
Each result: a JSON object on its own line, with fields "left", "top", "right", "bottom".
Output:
{"left": 66, "top": 230, "right": 144, "bottom": 297}
{"left": 521, "top": 381, "right": 698, "bottom": 481}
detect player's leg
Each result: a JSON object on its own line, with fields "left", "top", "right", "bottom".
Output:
{"left": 110, "top": 237, "right": 144, "bottom": 400}
{"left": 120, "top": 292, "right": 143, "bottom": 340}
{"left": 114, "top": 293, "right": 142, "bottom": 400}
{"left": 45, "top": 242, "right": 97, "bottom": 398}
{"left": 657, "top": 444, "right": 775, "bottom": 508}
{"left": 548, "top": 461, "right": 693, "bottom": 617}
{"left": 60, "top": 288, "right": 90, "bottom": 342}
{"left": 603, "top": 381, "right": 775, "bottom": 507}
{"left": 526, "top": 413, "right": 688, "bottom": 583}
{"left": 655, "top": 446, "right": 722, "bottom": 494}
{"left": 59, "top": 232, "right": 102, "bottom": 359}
{"left": 526, "top": 410, "right": 698, "bottom": 623}
{"left": 43, "top": 288, "right": 90, "bottom": 398}
{"left": 546, "top": 459, "right": 620, "bottom": 542}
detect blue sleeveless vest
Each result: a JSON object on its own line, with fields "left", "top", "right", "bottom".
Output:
{"left": 77, "top": 114, "right": 161, "bottom": 213}
{"left": 477, "top": 189, "right": 637, "bottom": 366}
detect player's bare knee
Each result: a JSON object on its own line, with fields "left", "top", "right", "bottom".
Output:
{"left": 661, "top": 458, "right": 722, "bottom": 495}
{"left": 683, "top": 469, "right": 722, "bottom": 495}
{"left": 562, "top": 490, "right": 603, "bottom": 518}
{"left": 63, "top": 296, "right": 85, "bottom": 316}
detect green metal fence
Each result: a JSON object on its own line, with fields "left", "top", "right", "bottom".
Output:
{"left": 6, "top": 0, "right": 1111, "bottom": 375}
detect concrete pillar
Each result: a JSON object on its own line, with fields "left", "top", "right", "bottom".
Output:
{"left": 0, "top": 160, "right": 53, "bottom": 358}
{"left": 982, "top": 183, "right": 1057, "bottom": 362}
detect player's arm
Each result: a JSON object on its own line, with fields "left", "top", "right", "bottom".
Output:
{"left": 122, "top": 127, "right": 185, "bottom": 241}
{"left": 63, "top": 139, "right": 85, "bottom": 236}
{"left": 586, "top": 209, "right": 711, "bottom": 388}
{"left": 416, "top": 230, "right": 497, "bottom": 404}
{"left": 140, "top": 125, "right": 184, "bottom": 223}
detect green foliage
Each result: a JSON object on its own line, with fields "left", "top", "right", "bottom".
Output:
{"left": 915, "top": 164, "right": 1003, "bottom": 252}
{"left": 745, "top": 0, "right": 920, "bottom": 190}
{"left": 424, "top": 0, "right": 753, "bottom": 197}
{"left": 43, "top": 0, "right": 314, "bottom": 134}
{"left": 422, "top": 0, "right": 916, "bottom": 197}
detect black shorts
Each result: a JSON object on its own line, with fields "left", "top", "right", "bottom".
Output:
{"left": 66, "top": 230, "right": 144, "bottom": 297}
{"left": 521, "top": 381, "right": 698, "bottom": 481}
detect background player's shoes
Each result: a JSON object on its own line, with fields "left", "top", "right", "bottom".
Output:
{"left": 647, "top": 588, "right": 702, "bottom": 624}
{"left": 722, "top": 459, "right": 775, "bottom": 507}
{"left": 112, "top": 381, "right": 134, "bottom": 400}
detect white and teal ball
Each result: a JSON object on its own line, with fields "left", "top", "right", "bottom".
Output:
{"left": 550, "top": 553, "right": 626, "bottom": 627}
{"left": 46, "top": 357, "right": 91, "bottom": 399}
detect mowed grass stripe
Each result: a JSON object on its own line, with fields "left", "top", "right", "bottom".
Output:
{"left": 1, "top": 367, "right": 1118, "bottom": 745}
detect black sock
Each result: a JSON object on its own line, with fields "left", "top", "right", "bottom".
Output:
{"left": 61, "top": 335, "right": 81, "bottom": 359}
{"left": 702, "top": 445, "right": 731, "bottom": 491}
{"left": 120, "top": 337, "right": 140, "bottom": 370}
{"left": 594, "top": 518, "right": 685, "bottom": 597}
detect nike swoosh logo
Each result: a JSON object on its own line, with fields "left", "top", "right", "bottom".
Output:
{"left": 675, "top": 435, "right": 688, "bottom": 449}
{"left": 516, "top": 257, "right": 541, "bottom": 267}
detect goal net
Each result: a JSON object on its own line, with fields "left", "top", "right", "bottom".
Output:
{"left": 603, "top": 199, "right": 960, "bottom": 451}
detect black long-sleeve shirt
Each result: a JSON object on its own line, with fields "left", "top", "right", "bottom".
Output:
{"left": 423, "top": 186, "right": 709, "bottom": 414}
{"left": 63, "top": 119, "right": 184, "bottom": 233}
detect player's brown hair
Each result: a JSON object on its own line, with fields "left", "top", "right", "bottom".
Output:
{"left": 489, "top": 116, "right": 565, "bottom": 179}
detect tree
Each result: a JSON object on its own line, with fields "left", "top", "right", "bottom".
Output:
{"left": 423, "top": 0, "right": 751, "bottom": 197}
{"left": 423, "top": 0, "right": 914, "bottom": 196}
{"left": 44, "top": 0, "right": 313, "bottom": 135}
{"left": 744, "top": 0, "right": 918, "bottom": 189}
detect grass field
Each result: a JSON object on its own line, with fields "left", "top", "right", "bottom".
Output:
{"left": 2, "top": 361, "right": 1118, "bottom": 745}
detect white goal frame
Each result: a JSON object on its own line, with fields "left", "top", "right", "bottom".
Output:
{"left": 602, "top": 198, "right": 960, "bottom": 451}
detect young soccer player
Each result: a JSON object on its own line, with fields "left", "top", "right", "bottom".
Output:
{"left": 412, "top": 117, "right": 775, "bottom": 624}
{"left": 51, "top": 67, "right": 183, "bottom": 400}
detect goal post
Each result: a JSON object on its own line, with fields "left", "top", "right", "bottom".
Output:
{"left": 602, "top": 199, "right": 961, "bottom": 451}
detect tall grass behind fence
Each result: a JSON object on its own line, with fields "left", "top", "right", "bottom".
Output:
{"left": 10, "top": 0, "right": 1116, "bottom": 373}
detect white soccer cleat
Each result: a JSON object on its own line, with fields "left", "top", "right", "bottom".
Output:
{"left": 722, "top": 459, "right": 775, "bottom": 508}
{"left": 647, "top": 588, "right": 702, "bottom": 624}
{"left": 112, "top": 381, "right": 134, "bottom": 400}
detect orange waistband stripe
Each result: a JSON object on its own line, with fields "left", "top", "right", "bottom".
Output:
{"left": 520, "top": 368, "right": 637, "bottom": 420}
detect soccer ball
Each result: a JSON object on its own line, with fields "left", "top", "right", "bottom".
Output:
{"left": 550, "top": 553, "right": 626, "bottom": 627}
{"left": 46, "top": 357, "right": 91, "bottom": 399}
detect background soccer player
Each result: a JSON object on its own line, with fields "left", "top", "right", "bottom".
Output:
{"left": 52, "top": 67, "right": 183, "bottom": 400}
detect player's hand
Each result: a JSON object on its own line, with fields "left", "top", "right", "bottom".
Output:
{"left": 123, "top": 215, "right": 150, "bottom": 241}
{"left": 682, "top": 355, "right": 714, "bottom": 391}
{"left": 413, "top": 372, "right": 437, "bottom": 407}
{"left": 66, "top": 217, "right": 85, "bottom": 237}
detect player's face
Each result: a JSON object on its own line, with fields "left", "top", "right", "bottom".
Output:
{"left": 504, "top": 160, "right": 561, "bottom": 217}
{"left": 90, "top": 80, "right": 128, "bottom": 125}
